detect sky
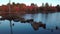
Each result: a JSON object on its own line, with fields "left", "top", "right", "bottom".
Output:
{"left": 0, "top": 0, "right": 60, "bottom": 6}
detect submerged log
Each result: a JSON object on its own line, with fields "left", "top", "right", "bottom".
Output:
{"left": 31, "top": 23, "right": 39, "bottom": 30}
{"left": 31, "top": 22, "right": 46, "bottom": 30}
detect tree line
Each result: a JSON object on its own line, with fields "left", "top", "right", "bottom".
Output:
{"left": 0, "top": 2, "right": 60, "bottom": 15}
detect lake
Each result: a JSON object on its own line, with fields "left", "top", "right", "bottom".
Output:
{"left": 0, "top": 12, "right": 60, "bottom": 34}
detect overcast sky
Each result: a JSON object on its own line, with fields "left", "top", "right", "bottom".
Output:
{"left": 0, "top": 0, "right": 60, "bottom": 6}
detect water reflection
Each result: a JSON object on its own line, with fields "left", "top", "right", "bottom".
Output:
{"left": 0, "top": 12, "right": 60, "bottom": 34}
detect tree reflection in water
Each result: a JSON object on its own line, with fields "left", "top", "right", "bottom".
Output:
{"left": 9, "top": 20, "right": 13, "bottom": 34}
{"left": 0, "top": 17, "right": 60, "bottom": 34}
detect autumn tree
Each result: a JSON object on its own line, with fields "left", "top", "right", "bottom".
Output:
{"left": 45, "top": 3, "right": 49, "bottom": 7}
{"left": 56, "top": 4, "right": 60, "bottom": 11}
{"left": 12, "top": 2, "right": 15, "bottom": 5}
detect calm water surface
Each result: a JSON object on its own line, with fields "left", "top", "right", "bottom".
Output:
{"left": 0, "top": 12, "right": 60, "bottom": 34}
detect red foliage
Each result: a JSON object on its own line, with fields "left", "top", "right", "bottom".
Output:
{"left": 0, "top": 3, "right": 60, "bottom": 15}
{"left": 13, "top": 6, "right": 20, "bottom": 11}
{"left": 1, "top": 6, "right": 9, "bottom": 12}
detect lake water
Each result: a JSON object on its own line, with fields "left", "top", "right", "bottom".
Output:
{"left": 0, "top": 12, "right": 60, "bottom": 34}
